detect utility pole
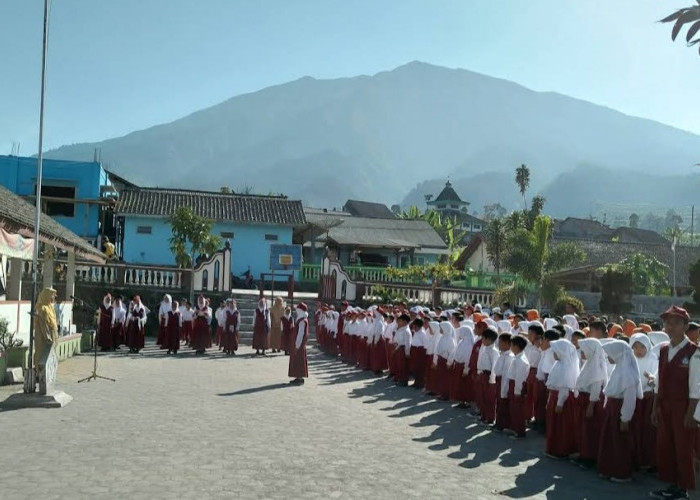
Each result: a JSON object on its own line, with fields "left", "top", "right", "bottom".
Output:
{"left": 26, "top": 0, "right": 50, "bottom": 394}
{"left": 691, "top": 205, "right": 695, "bottom": 247}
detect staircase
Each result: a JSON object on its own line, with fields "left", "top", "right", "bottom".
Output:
{"left": 230, "top": 291, "right": 317, "bottom": 340}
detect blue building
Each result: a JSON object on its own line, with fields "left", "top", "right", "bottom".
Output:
{"left": 114, "top": 188, "right": 306, "bottom": 279}
{"left": 0, "top": 155, "right": 116, "bottom": 247}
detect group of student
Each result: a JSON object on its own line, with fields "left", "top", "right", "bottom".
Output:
{"left": 96, "top": 293, "right": 312, "bottom": 385}
{"left": 314, "top": 301, "right": 700, "bottom": 500}
{"left": 96, "top": 293, "right": 240, "bottom": 355}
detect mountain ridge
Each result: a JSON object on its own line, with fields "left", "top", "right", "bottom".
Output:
{"left": 44, "top": 61, "right": 700, "bottom": 211}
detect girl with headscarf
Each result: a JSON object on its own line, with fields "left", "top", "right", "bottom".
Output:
{"left": 157, "top": 294, "right": 171, "bottom": 348}
{"left": 180, "top": 300, "right": 194, "bottom": 345}
{"left": 448, "top": 325, "right": 475, "bottom": 407}
{"left": 288, "top": 303, "right": 310, "bottom": 385}
{"left": 111, "top": 296, "right": 126, "bottom": 349}
{"left": 190, "top": 295, "right": 212, "bottom": 355}
{"left": 281, "top": 304, "right": 295, "bottom": 356}
{"left": 34, "top": 288, "right": 58, "bottom": 366}
{"left": 506, "top": 335, "right": 531, "bottom": 439}
{"left": 476, "top": 327, "right": 499, "bottom": 424}
{"left": 269, "top": 297, "right": 285, "bottom": 353}
{"left": 433, "top": 321, "right": 457, "bottom": 400}
{"left": 409, "top": 317, "right": 429, "bottom": 389}
{"left": 629, "top": 333, "right": 657, "bottom": 470}
{"left": 574, "top": 338, "right": 608, "bottom": 466}
{"left": 597, "top": 340, "right": 642, "bottom": 482}
{"left": 369, "top": 308, "right": 387, "bottom": 374}
{"left": 536, "top": 330, "right": 559, "bottom": 432}
{"left": 165, "top": 300, "right": 182, "bottom": 355}
{"left": 424, "top": 321, "right": 441, "bottom": 395}
{"left": 126, "top": 295, "right": 148, "bottom": 354}
{"left": 252, "top": 297, "right": 271, "bottom": 356}
{"left": 97, "top": 293, "right": 113, "bottom": 351}
{"left": 545, "top": 339, "right": 580, "bottom": 459}
{"left": 493, "top": 333, "right": 515, "bottom": 431}
{"left": 222, "top": 299, "right": 240, "bottom": 355}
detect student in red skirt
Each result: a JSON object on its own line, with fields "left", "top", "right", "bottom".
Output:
{"left": 368, "top": 308, "right": 387, "bottom": 374}
{"left": 629, "top": 333, "right": 657, "bottom": 471}
{"left": 165, "top": 300, "right": 182, "bottom": 355}
{"left": 545, "top": 338, "right": 580, "bottom": 459}
{"left": 493, "top": 333, "right": 514, "bottom": 432}
{"left": 281, "top": 305, "right": 294, "bottom": 356}
{"left": 409, "top": 318, "right": 429, "bottom": 389}
{"left": 179, "top": 301, "right": 194, "bottom": 345}
{"left": 650, "top": 306, "right": 698, "bottom": 500}
{"left": 111, "top": 295, "right": 126, "bottom": 349}
{"left": 466, "top": 321, "right": 486, "bottom": 416}
{"left": 221, "top": 299, "right": 240, "bottom": 356}
{"left": 288, "top": 302, "right": 310, "bottom": 385}
{"left": 506, "top": 335, "right": 530, "bottom": 439}
{"left": 391, "top": 314, "right": 412, "bottom": 386}
{"left": 448, "top": 325, "right": 475, "bottom": 407}
{"left": 597, "top": 340, "right": 641, "bottom": 482}
{"left": 157, "top": 294, "right": 171, "bottom": 349}
{"left": 573, "top": 338, "right": 608, "bottom": 469}
{"left": 536, "top": 329, "right": 559, "bottom": 433}
{"left": 433, "top": 321, "right": 457, "bottom": 400}
{"left": 424, "top": 321, "right": 441, "bottom": 395}
{"left": 476, "top": 327, "right": 499, "bottom": 424}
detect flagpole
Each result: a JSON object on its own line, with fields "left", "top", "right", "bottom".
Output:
{"left": 25, "top": 0, "right": 50, "bottom": 393}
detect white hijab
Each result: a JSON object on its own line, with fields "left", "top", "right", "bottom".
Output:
{"left": 602, "top": 340, "right": 643, "bottom": 399}
{"left": 648, "top": 331, "right": 670, "bottom": 346}
{"left": 576, "top": 338, "right": 608, "bottom": 391}
{"left": 435, "top": 321, "right": 457, "bottom": 360}
{"left": 427, "top": 321, "right": 441, "bottom": 355}
{"left": 629, "top": 333, "right": 657, "bottom": 392}
{"left": 450, "top": 326, "right": 475, "bottom": 364}
{"left": 544, "top": 318, "right": 558, "bottom": 331}
{"left": 546, "top": 339, "right": 580, "bottom": 391}
{"left": 563, "top": 314, "right": 579, "bottom": 331}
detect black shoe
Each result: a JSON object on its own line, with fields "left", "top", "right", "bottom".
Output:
{"left": 649, "top": 487, "right": 679, "bottom": 499}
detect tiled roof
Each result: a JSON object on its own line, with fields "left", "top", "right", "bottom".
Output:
{"left": 343, "top": 200, "right": 396, "bottom": 219}
{"left": 454, "top": 233, "right": 484, "bottom": 269}
{"left": 611, "top": 227, "right": 669, "bottom": 245}
{"left": 0, "top": 184, "right": 105, "bottom": 263}
{"left": 430, "top": 181, "right": 465, "bottom": 204}
{"left": 554, "top": 217, "right": 613, "bottom": 240}
{"left": 304, "top": 209, "right": 448, "bottom": 251}
{"left": 115, "top": 188, "right": 306, "bottom": 226}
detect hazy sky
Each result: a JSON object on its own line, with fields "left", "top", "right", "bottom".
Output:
{"left": 1, "top": 0, "right": 699, "bottom": 154}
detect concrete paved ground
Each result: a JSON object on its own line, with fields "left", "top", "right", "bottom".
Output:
{"left": 0, "top": 341, "right": 666, "bottom": 499}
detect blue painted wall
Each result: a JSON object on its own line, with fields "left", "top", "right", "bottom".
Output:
{"left": 122, "top": 215, "right": 295, "bottom": 279}
{"left": 0, "top": 155, "right": 109, "bottom": 240}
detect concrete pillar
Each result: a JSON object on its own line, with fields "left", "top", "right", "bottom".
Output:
{"left": 43, "top": 253, "right": 54, "bottom": 290}
{"left": 7, "top": 258, "right": 23, "bottom": 301}
{"left": 65, "top": 251, "right": 75, "bottom": 301}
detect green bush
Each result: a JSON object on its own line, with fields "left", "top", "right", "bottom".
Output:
{"left": 0, "top": 317, "right": 23, "bottom": 351}
{"left": 553, "top": 295, "right": 585, "bottom": 316}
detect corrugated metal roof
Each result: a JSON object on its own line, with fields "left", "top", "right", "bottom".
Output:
{"left": 115, "top": 188, "right": 306, "bottom": 226}
{"left": 0, "top": 184, "right": 105, "bottom": 262}
{"left": 305, "top": 209, "right": 448, "bottom": 251}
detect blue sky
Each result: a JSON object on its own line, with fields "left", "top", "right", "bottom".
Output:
{"left": 1, "top": 0, "right": 698, "bottom": 154}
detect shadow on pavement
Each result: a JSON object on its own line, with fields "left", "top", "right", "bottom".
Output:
{"left": 218, "top": 383, "right": 291, "bottom": 397}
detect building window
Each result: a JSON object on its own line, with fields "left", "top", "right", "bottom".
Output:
{"left": 220, "top": 231, "right": 235, "bottom": 239}
{"left": 38, "top": 185, "right": 76, "bottom": 217}
{"left": 136, "top": 226, "right": 152, "bottom": 234}
{"left": 473, "top": 225, "right": 481, "bottom": 231}
{"left": 264, "top": 234, "right": 278, "bottom": 241}
{"left": 416, "top": 257, "right": 425, "bottom": 265}
{"left": 202, "top": 270, "right": 209, "bottom": 290}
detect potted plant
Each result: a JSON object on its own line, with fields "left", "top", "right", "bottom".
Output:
{"left": 0, "top": 317, "right": 27, "bottom": 370}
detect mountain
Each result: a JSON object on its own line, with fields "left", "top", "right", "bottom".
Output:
{"left": 45, "top": 61, "right": 700, "bottom": 210}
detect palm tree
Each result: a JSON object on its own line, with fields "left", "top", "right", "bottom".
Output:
{"left": 660, "top": 5, "right": 700, "bottom": 55}
{"left": 515, "top": 164, "right": 530, "bottom": 209}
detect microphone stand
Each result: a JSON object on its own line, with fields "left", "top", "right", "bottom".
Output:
{"left": 74, "top": 295, "right": 116, "bottom": 383}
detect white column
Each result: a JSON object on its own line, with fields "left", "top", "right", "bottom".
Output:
{"left": 7, "top": 257, "right": 23, "bottom": 300}
{"left": 42, "top": 252, "right": 54, "bottom": 289}
{"left": 65, "top": 251, "right": 75, "bottom": 301}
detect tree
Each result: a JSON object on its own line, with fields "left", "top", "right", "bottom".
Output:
{"left": 629, "top": 213, "right": 640, "bottom": 228}
{"left": 526, "top": 195, "right": 547, "bottom": 230}
{"left": 660, "top": 5, "right": 700, "bottom": 55}
{"left": 168, "top": 207, "right": 222, "bottom": 301}
{"left": 515, "top": 164, "right": 531, "bottom": 208}
{"left": 399, "top": 205, "right": 422, "bottom": 220}
{"left": 612, "top": 253, "right": 670, "bottom": 295}
{"left": 483, "top": 217, "right": 507, "bottom": 280}
{"left": 665, "top": 209, "right": 683, "bottom": 231}
{"left": 502, "top": 215, "right": 586, "bottom": 307}
{"left": 220, "top": 186, "right": 232, "bottom": 194}
{"left": 685, "top": 256, "right": 700, "bottom": 312}
{"left": 483, "top": 203, "right": 506, "bottom": 222}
